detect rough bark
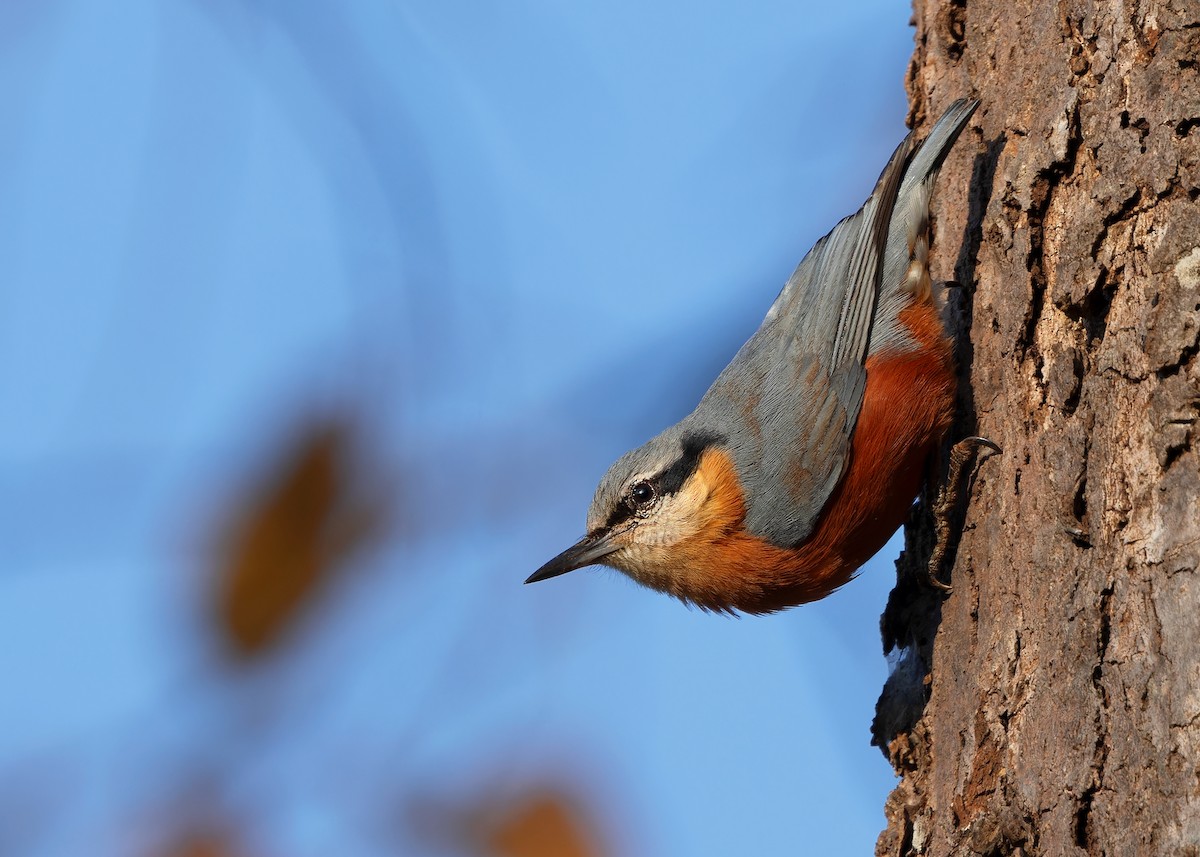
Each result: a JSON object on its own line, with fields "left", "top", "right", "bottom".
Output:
{"left": 873, "top": 2, "right": 1200, "bottom": 855}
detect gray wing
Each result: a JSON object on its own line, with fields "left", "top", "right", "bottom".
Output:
{"left": 694, "top": 131, "right": 917, "bottom": 547}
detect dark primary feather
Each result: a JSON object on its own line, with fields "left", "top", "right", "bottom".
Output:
{"left": 872, "top": 98, "right": 980, "bottom": 353}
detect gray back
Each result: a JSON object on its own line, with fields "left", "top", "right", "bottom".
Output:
{"left": 591, "top": 102, "right": 980, "bottom": 549}
{"left": 686, "top": 133, "right": 916, "bottom": 546}
{"left": 686, "top": 100, "right": 978, "bottom": 547}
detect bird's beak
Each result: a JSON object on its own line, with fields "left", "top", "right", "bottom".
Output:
{"left": 525, "top": 530, "right": 620, "bottom": 584}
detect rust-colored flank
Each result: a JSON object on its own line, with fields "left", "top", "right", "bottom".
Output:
{"left": 661, "top": 300, "right": 956, "bottom": 614}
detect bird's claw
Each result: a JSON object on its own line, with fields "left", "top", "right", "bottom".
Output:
{"left": 925, "top": 436, "right": 1001, "bottom": 592}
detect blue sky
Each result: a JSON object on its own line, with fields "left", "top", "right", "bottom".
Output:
{"left": 0, "top": 2, "right": 920, "bottom": 854}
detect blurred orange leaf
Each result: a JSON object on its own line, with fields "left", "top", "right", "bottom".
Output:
{"left": 160, "top": 831, "right": 243, "bottom": 857}
{"left": 212, "top": 419, "right": 386, "bottom": 660}
{"left": 481, "top": 792, "right": 604, "bottom": 857}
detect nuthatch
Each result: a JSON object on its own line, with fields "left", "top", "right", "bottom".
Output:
{"left": 528, "top": 100, "right": 985, "bottom": 614}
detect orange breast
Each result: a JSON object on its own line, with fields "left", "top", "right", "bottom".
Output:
{"left": 664, "top": 301, "right": 956, "bottom": 614}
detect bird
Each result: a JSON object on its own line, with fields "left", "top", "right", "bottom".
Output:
{"left": 527, "top": 99, "right": 985, "bottom": 614}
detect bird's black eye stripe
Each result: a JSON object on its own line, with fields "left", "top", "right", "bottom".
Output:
{"left": 657, "top": 432, "right": 722, "bottom": 495}
{"left": 602, "top": 433, "right": 725, "bottom": 529}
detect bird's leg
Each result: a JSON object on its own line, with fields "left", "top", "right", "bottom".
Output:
{"left": 925, "top": 436, "right": 1001, "bottom": 591}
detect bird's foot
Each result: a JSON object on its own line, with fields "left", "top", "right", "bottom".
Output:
{"left": 925, "top": 436, "right": 1001, "bottom": 592}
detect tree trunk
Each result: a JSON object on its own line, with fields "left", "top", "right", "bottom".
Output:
{"left": 872, "top": 2, "right": 1200, "bottom": 855}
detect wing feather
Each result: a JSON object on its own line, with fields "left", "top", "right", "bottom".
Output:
{"left": 696, "top": 117, "right": 950, "bottom": 546}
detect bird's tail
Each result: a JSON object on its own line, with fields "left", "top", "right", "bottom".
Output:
{"left": 870, "top": 98, "right": 979, "bottom": 354}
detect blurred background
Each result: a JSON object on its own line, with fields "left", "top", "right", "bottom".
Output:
{"left": 0, "top": 1, "right": 918, "bottom": 855}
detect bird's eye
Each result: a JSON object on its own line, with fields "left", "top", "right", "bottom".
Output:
{"left": 629, "top": 480, "right": 656, "bottom": 509}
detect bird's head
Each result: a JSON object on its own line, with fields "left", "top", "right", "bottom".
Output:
{"left": 527, "top": 429, "right": 745, "bottom": 595}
